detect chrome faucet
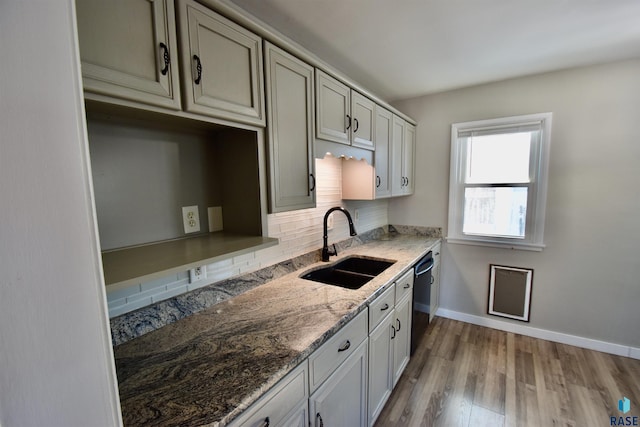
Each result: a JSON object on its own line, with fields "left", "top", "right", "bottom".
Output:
{"left": 322, "top": 207, "right": 357, "bottom": 261}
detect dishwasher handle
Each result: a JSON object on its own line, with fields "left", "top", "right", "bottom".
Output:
{"left": 414, "top": 254, "right": 434, "bottom": 276}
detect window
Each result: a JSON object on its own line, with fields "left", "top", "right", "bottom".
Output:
{"left": 447, "top": 113, "right": 552, "bottom": 251}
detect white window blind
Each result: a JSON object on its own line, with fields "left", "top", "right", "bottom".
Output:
{"left": 447, "top": 113, "right": 552, "bottom": 250}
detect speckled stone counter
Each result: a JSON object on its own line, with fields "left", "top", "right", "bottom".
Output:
{"left": 113, "top": 233, "right": 440, "bottom": 426}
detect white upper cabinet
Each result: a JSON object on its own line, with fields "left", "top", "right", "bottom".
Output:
{"left": 316, "top": 70, "right": 375, "bottom": 150}
{"left": 374, "top": 106, "right": 393, "bottom": 198}
{"left": 316, "top": 70, "right": 351, "bottom": 144}
{"left": 403, "top": 123, "right": 416, "bottom": 195}
{"left": 351, "top": 92, "right": 376, "bottom": 150}
{"left": 391, "top": 116, "right": 415, "bottom": 196}
{"left": 76, "top": 0, "right": 181, "bottom": 110}
{"left": 177, "top": 0, "right": 265, "bottom": 126}
{"left": 264, "top": 42, "right": 316, "bottom": 213}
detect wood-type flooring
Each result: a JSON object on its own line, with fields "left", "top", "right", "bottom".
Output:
{"left": 375, "top": 317, "right": 640, "bottom": 427}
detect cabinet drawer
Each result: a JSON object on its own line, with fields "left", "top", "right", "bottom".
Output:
{"left": 231, "top": 360, "right": 308, "bottom": 427}
{"left": 368, "top": 285, "right": 395, "bottom": 333}
{"left": 309, "top": 309, "right": 368, "bottom": 393}
{"left": 394, "top": 269, "right": 414, "bottom": 302}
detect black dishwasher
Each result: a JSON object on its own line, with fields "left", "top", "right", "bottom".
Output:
{"left": 411, "top": 251, "right": 434, "bottom": 355}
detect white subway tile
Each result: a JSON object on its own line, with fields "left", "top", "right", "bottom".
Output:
{"left": 122, "top": 296, "right": 153, "bottom": 312}
{"left": 106, "top": 284, "right": 141, "bottom": 302}
{"left": 152, "top": 284, "right": 189, "bottom": 303}
{"left": 141, "top": 274, "right": 178, "bottom": 292}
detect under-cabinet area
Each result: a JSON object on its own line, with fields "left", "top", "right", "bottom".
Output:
{"left": 86, "top": 108, "right": 275, "bottom": 290}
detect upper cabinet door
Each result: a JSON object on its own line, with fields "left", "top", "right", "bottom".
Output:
{"left": 178, "top": 0, "right": 265, "bottom": 126}
{"left": 316, "top": 70, "right": 351, "bottom": 145}
{"left": 403, "top": 123, "right": 416, "bottom": 195}
{"left": 390, "top": 115, "right": 405, "bottom": 196}
{"left": 351, "top": 92, "right": 375, "bottom": 150}
{"left": 374, "top": 107, "right": 393, "bottom": 198}
{"left": 264, "top": 42, "right": 316, "bottom": 213}
{"left": 76, "top": 0, "right": 181, "bottom": 110}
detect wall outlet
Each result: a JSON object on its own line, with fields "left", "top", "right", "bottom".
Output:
{"left": 189, "top": 265, "right": 207, "bottom": 283}
{"left": 182, "top": 205, "right": 200, "bottom": 234}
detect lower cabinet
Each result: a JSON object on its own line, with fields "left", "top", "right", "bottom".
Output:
{"left": 430, "top": 243, "right": 442, "bottom": 323}
{"left": 368, "top": 310, "right": 394, "bottom": 425}
{"left": 392, "top": 293, "right": 412, "bottom": 388}
{"left": 229, "top": 360, "right": 308, "bottom": 427}
{"left": 310, "top": 339, "right": 368, "bottom": 427}
{"left": 280, "top": 402, "right": 309, "bottom": 427}
{"left": 233, "top": 263, "right": 425, "bottom": 427}
{"left": 368, "top": 271, "right": 414, "bottom": 426}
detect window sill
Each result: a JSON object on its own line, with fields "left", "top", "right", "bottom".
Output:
{"left": 445, "top": 237, "right": 545, "bottom": 252}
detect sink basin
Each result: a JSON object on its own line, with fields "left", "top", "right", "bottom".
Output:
{"left": 332, "top": 257, "right": 395, "bottom": 276}
{"left": 301, "top": 256, "right": 396, "bottom": 289}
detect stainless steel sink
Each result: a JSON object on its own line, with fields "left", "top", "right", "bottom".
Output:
{"left": 301, "top": 256, "right": 396, "bottom": 289}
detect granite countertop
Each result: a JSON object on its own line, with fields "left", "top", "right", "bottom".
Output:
{"left": 114, "top": 233, "right": 440, "bottom": 426}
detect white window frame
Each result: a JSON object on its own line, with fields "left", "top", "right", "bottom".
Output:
{"left": 447, "top": 113, "right": 552, "bottom": 251}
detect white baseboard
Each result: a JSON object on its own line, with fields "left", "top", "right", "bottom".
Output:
{"left": 436, "top": 308, "right": 640, "bottom": 360}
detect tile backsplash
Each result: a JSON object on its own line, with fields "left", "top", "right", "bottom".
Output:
{"left": 106, "top": 156, "right": 389, "bottom": 318}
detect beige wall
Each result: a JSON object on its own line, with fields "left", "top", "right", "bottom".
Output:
{"left": 392, "top": 59, "right": 640, "bottom": 348}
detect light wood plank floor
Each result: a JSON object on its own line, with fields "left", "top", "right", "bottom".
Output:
{"left": 375, "top": 317, "right": 640, "bottom": 427}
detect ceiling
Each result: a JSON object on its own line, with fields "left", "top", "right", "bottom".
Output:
{"left": 228, "top": 0, "right": 640, "bottom": 102}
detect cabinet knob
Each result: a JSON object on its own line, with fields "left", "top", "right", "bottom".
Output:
{"left": 403, "top": 283, "right": 410, "bottom": 289}
{"left": 316, "top": 412, "right": 324, "bottom": 427}
{"left": 159, "top": 43, "right": 170, "bottom": 76}
{"left": 346, "top": 114, "right": 351, "bottom": 131}
{"left": 261, "top": 417, "right": 270, "bottom": 427}
{"left": 353, "top": 117, "right": 359, "bottom": 133}
{"left": 193, "top": 55, "right": 202, "bottom": 84}
{"left": 391, "top": 325, "right": 396, "bottom": 339}
{"left": 380, "top": 303, "right": 389, "bottom": 311}
{"left": 396, "top": 318, "right": 401, "bottom": 331}
{"left": 376, "top": 175, "right": 381, "bottom": 188}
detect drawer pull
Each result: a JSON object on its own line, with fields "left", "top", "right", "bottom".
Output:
{"left": 380, "top": 303, "right": 389, "bottom": 311}
{"left": 159, "top": 42, "right": 170, "bottom": 76}
{"left": 338, "top": 340, "right": 351, "bottom": 352}
{"left": 193, "top": 55, "right": 202, "bottom": 84}
{"left": 403, "top": 283, "right": 410, "bottom": 289}
{"left": 316, "top": 412, "right": 324, "bottom": 427}
{"left": 261, "top": 417, "right": 270, "bottom": 427}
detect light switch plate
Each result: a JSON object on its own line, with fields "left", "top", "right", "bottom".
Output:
{"left": 208, "top": 206, "right": 223, "bottom": 232}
